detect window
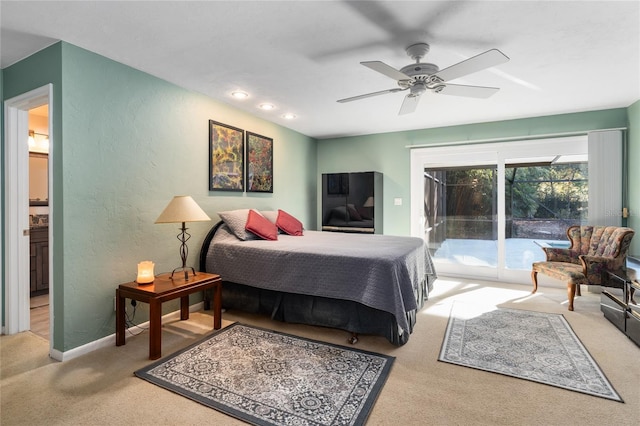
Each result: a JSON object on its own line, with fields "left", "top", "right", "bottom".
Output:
{"left": 504, "top": 160, "right": 587, "bottom": 269}
{"left": 410, "top": 132, "right": 622, "bottom": 284}
{"left": 425, "top": 166, "right": 498, "bottom": 268}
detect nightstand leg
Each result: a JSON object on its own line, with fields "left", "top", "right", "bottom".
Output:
{"left": 149, "top": 300, "right": 162, "bottom": 360}
{"left": 115, "top": 290, "right": 125, "bottom": 346}
{"left": 180, "top": 296, "right": 190, "bottom": 320}
{"left": 214, "top": 282, "right": 222, "bottom": 329}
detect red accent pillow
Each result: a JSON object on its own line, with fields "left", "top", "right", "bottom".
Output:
{"left": 245, "top": 209, "right": 278, "bottom": 240}
{"left": 277, "top": 209, "right": 304, "bottom": 236}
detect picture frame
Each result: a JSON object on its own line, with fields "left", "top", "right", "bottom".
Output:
{"left": 209, "top": 120, "right": 244, "bottom": 191}
{"left": 246, "top": 132, "right": 273, "bottom": 193}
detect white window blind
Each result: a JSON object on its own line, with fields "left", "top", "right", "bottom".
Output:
{"left": 588, "top": 130, "right": 623, "bottom": 226}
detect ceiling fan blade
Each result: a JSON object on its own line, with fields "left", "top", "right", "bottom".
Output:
{"left": 337, "top": 88, "right": 404, "bottom": 103}
{"left": 399, "top": 94, "right": 420, "bottom": 115}
{"left": 435, "top": 83, "right": 500, "bottom": 98}
{"left": 361, "top": 61, "right": 412, "bottom": 82}
{"left": 434, "top": 49, "right": 510, "bottom": 82}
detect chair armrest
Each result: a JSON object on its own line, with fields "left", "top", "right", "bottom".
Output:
{"left": 543, "top": 248, "right": 580, "bottom": 263}
{"left": 578, "top": 255, "right": 627, "bottom": 285}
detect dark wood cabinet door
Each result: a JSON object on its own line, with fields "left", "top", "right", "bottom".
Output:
{"left": 29, "top": 227, "right": 49, "bottom": 295}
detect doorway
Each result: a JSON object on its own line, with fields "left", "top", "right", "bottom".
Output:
{"left": 4, "top": 84, "right": 54, "bottom": 356}
{"left": 28, "top": 105, "right": 50, "bottom": 340}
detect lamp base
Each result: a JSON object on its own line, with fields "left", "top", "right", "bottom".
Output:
{"left": 171, "top": 266, "right": 196, "bottom": 281}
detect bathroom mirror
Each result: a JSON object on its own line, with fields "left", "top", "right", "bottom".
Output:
{"left": 29, "top": 153, "right": 48, "bottom": 206}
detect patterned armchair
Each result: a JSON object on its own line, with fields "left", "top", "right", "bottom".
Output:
{"left": 531, "top": 225, "right": 635, "bottom": 311}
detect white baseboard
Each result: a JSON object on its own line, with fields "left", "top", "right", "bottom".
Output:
{"left": 55, "top": 302, "right": 204, "bottom": 362}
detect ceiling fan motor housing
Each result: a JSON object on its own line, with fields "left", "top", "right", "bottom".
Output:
{"left": 399, "top": 62, "right": 439, "bottom": 78}
{"left": 397, "top": 62, "right": 440, "bottom": 90}
{"left": 397, "top": 42, "right": 441, "bottom": 89}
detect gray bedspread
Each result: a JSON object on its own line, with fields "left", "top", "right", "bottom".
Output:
{"left": 205, "top": 224, "right": 436, "bottom": 337}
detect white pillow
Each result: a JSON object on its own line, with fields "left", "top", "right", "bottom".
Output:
{"left": 260, "top": 210, "right": 278, "bottom": 225}
{"left": 218, "top": 209, "right": 254, "bottom": 240}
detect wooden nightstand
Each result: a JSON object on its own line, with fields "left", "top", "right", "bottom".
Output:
{"left": 116, "top": 272, "right": 222, "bottom": 359}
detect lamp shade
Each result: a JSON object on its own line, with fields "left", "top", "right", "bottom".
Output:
{"left": 155, "top": 196, "right": 211, "bottom": 224}
{"left": 363, "top": 196, "right": 374, "bottom": 207}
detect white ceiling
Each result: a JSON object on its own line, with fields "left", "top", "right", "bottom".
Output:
{"left": 2, "top": 1, "right": 639, "bottom": 139}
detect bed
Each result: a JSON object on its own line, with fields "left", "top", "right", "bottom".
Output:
{"left": 199, "top": 209, "right": 437, "bottom": 345}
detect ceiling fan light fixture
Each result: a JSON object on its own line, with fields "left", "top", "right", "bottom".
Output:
{"left": 410, "top": 82, "right": 427, "bottom": 96}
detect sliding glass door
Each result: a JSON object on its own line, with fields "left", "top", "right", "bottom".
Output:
{"left": 504, "top": 160, "right": 588, "bottom": 270}
{"left": 410, "top": 135, "right": 609, "bottom": 284}
{"left": 425, "top": 165, "right": 498, "bottom": 270}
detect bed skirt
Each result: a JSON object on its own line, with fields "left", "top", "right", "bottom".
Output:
{"left": 208, "top": 275, "right": 434, "bottom": 346}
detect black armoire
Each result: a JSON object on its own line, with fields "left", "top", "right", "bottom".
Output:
{"left": 321, "top": 172, "right": 382, "bottom": 234}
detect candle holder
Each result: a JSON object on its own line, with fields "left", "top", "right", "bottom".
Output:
{"left": 136, "top": 261, "right": 155, "bottom": 284}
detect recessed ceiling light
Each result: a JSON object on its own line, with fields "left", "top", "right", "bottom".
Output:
{"left": 231, "top": 90, "right": 249, "bottom": 99}
{"left": 258, "top": 103, "right": 275, "bottom": 111}
{"left": 282, "top": 113, "right": 297, "bottom": 120}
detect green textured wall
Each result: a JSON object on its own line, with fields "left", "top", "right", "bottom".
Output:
{"left": 318, "top": 109, "right": 629, "bottom": 236}
{"left": 1, "top": 68, "right": 3, "bottom": 323}
{"left": 2, "top": 44, "right": 64, "bottom": 343}
{"left": 3, "top": 42, "right": 316, "bottom": 352}
{"left": 60, "top": 43, "right": 316, "bottom": 351}
{"left": 627, "top": 99, "right": 640, "bottom": 257}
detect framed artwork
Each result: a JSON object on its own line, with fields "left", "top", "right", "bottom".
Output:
{"left": 209, "top": 120, "right": 244, "bottom": 191}
{"left": 246, "top": 132, "right": 273, "bottom": 193}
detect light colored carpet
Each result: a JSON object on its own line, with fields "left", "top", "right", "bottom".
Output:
{"left": 1, "top": 278, "right": 638, "bottom": 425}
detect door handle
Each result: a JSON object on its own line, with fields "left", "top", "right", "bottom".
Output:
{"left": 23, "top": 229, "right": 29, "bottom": 236}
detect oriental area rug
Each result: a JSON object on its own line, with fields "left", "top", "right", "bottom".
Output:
{"left": 135, "top": 323, "right": 394, "bottom": 425}
{"left": 438, "top": 304, "right": 622, "bottom": 402}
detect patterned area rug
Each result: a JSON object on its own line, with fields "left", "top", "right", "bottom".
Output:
{"left": 438, "top": 305, "right": 622, "bottom": 402}
{"left": 135, "top": 323, "right": 394, "bottom": 425}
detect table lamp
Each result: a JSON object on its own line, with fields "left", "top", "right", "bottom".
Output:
{"left": 155, "top": 195, "right": 211, "bottom": 280}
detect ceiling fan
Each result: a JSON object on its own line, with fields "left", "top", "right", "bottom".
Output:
{"left": 337, "top": 43, "right": 510, "bottom": 115}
